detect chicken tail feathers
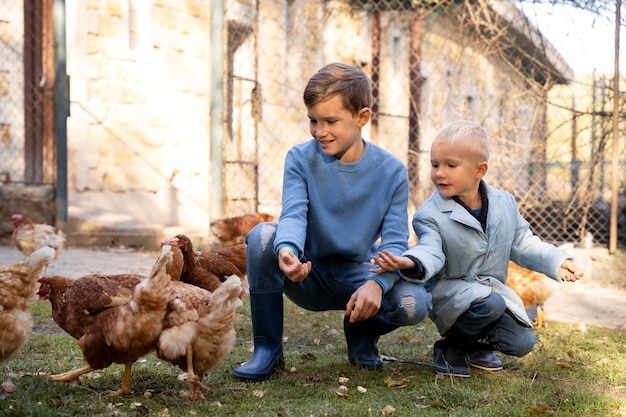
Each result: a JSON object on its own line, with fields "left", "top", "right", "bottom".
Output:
{"left": 133, "top": 244, "right": 174, "bottom": 310}
{"left": 209, "top": 275, "right": 244, "bottom": 310}
{"left": 26, "top": 246, "right": 56, "bottom": 274}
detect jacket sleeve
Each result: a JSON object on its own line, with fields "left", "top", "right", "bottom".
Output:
{"left": 400, "top": 209, "right": 446, "bottom": 283}
{"left": 508, "top": 197, "right": 569, "bottom": 281}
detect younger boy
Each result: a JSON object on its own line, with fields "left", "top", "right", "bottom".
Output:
{"left": 232, "top": 62, "right": 432, "bottom": 381}
{"left": 372, "top": 120, "right": 583, "bottom": 377}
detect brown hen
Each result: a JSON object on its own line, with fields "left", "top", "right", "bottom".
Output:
{"left": 157, "top": 272, "right": 243, "bottom": 400}
{"left": 506, "top": 261, "right": 557, "bottom": 328}
{"left": 11, "top": 214, "right": 66, "bottom": 259}
{"left": 164, "top": 234, "right": 248, "bottom": 298}
{"left": 36, "top": 244, "right": 177, "bottom": 395}
{"left": 210, "top": 212, "right": 274, "bottom": 247}
{"left": 0, "top": 246, "right": 56, "bottom": 365}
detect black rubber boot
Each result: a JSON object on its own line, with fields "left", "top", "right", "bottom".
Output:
{"left": 433, "top": 325, "right": 478, "bottom": 378}
{"left": 434, "top": 339, "right": 471, "bottom": 378}
{"left": 466, "top": 342, "right": 503, "bottom": 371}
{"left": 344, "top": 316, "right": 398, "bottom": 370}
{"left": 232, "top": 290, "right": 285, "bottom": 381}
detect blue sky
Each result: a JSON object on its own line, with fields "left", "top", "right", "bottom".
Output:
{"left": 518, "top": 2, "right": 624, "bottom": 75}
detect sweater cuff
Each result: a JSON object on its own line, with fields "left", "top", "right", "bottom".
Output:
{"left": 369, "top": 271, "right": 401, "bottom": 294}
{"left": 275, "top": 243, "right": 300, "bottom": 259}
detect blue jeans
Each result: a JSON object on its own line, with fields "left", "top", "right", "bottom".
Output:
{"left": 455, "top": 292, "right": 537, "bottom": 357}
{"left": 246, "top": 223, "right": 431, "bottom": 327}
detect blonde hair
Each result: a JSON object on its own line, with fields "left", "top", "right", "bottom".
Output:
{"left": 303, "top": 62, "right": 372, "bottom": 116}
{"left": 434, "top": 120, "right": 490, "bottom": 162}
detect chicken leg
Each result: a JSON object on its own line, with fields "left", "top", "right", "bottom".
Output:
{"left": 49, "top": 365, "right": 94, "bottom": 385}
{"left": 110, "top": 362, "right": 134, "bottom": 396}
{"left": 49, "top": 362, "right": 134, "bottom": 396}
{"left": 186, "top": 345, "right": 209, "bottom": 401}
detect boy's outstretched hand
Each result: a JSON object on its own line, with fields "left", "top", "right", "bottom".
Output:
{"left": 559, "top": 259, "right": 584, "bottom": 282}
{"left": 278, "top": 246, "right": 312, "bottom": 282}
{"left": 370, "top": 250, "right": 415, "bottom": 273}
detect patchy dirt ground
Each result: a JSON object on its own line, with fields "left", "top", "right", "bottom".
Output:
{"left": 1, "top": 244, "right": 625, "bottom": 330}
{"left": 543, "top": 246, "right": 626, "bottom": 330}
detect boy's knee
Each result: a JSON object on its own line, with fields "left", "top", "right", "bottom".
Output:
{"left": 246, "top": 222, "right": 277, "bottom": 254}
{"left": 495, "top": 330, "right": 537, "bottom": 357}
{"left": 505, "top": 335, "right": 537, "bottom": 357}
{"left": 395, "top": 289, "right": 432, "bottom": 325}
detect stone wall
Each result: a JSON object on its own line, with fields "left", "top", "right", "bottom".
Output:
{"left": 64, "top": 0, "right": 213, "bottom": 247}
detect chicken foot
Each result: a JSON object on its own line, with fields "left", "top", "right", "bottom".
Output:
{"left": 49, "top": 365, "right": 94, "bottom": 385}
{"left": 185, "top": 346, "right": 209, "bottom": 401}
{"left": 109, "top": 362, "right": 134, "bottom": 396}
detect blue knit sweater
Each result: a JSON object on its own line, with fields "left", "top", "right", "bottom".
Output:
{"left": 274, "top": 139, "right": 409, "bottom": 293}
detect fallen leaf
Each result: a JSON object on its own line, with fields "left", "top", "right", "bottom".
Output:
{"left": 338, "top": 376, "right": 349, "bottom": 384}
{"left": 301, "top": 353, "right": 317, "bottom": 361}
{"left": 1, "top": 379, "right": 16, "bottom": 394}
{"left": 333, "top": 387, "right": 352, "bottom": 399}
{"left": 384, "top": 376, "right": 409, "bottom": 388}
{"left": 431, "top": 400, "right": 446, "bottom": 409}
{"left": 527, "top": 405, "right": 554, "bottom": 415}
{"left": 357, "top": 386, "right": 367, "bottom": 393}
{"left": 381, "top": 405, "right": 396, "bottom": 415}
{"left": 398, "top": 335, "right": 417, "bottom": 342}
{"left": 555, "top": 361, "right": 572, "bottom": 369}
{"left": 253, "top": 389, "right": 265, "bottom": 398}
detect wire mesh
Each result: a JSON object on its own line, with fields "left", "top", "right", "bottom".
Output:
{"left": 223, "top": 0, "right": 625, "bottom": 246}
{"left": 0, "top": 0, "right": 55, "bottom": 186}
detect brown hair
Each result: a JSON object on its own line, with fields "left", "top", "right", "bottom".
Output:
{"left": 303, "top": 62, "right": 372, "bottom": 115}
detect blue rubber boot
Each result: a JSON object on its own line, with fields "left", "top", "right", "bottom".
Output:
{"left": 232, "top": 290, "right": 285, "bottom": 381}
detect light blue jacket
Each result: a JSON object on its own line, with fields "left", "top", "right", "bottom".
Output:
{"left": 403, "top": 182, "right": 569, "bottom": 334}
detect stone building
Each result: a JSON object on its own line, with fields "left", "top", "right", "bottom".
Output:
{"left": 0, "top": 0, "right": 571, "bottom": 249}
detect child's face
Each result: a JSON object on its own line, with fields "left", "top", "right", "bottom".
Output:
{"left": 430, "top": 137, "right": 487, "bottom": 206}
{"left": 307, "top": 95, "right": 370, "bottom": 163}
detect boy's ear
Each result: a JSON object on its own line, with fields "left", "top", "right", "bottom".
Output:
{"left": 476, "top": 161, "right": 488, "bottom": 178}
{"left": 357, "top": 107, "right": 371, "bottom": 127}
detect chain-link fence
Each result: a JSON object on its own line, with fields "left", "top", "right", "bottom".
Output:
{"left": 0, "top": 0, "right": 55, "bottom": 186}
{"left": 224, "top": 0, "right": 625, "bottom": 246}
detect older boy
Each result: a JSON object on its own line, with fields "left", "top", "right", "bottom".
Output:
{"left": 232, "top": 62, "right": 432, "bottom": 381}
{"left": 372, "top": 120, "right": 583, "bottom": 377}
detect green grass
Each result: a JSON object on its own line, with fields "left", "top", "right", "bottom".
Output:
{"left": 1, "top": 300, "right": 625, "bottom": 416}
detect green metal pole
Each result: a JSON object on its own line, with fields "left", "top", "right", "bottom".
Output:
{"left": 210, "top": 0, "right": 224, "bottom": 221}
{"left": 54, "top": 0, "right": 69, "bottom": 224}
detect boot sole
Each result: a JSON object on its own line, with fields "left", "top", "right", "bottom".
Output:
{"left": 468, "top": 362, "right": 503, "bottom": 372}
{"left": 435, "top": 370, "right": 471, "bottom": 378}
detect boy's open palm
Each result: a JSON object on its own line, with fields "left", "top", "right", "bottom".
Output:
{"left": 559, "top": 259, "right": 584, "bottom": 282}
